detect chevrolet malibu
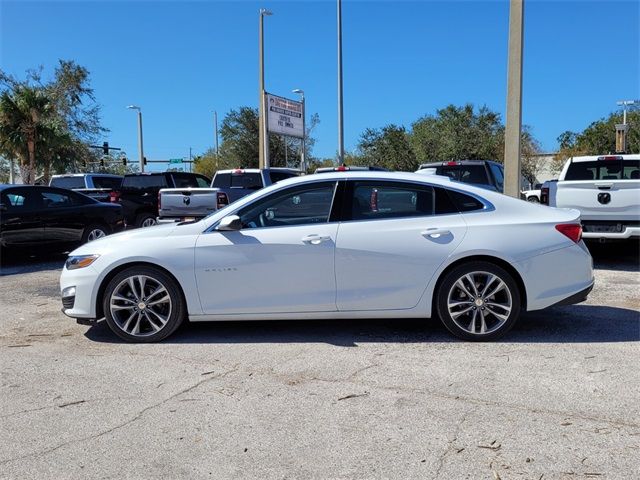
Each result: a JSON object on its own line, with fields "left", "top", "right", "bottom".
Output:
{"left": 60, "top": 172, "right": 594, "bottom": 342}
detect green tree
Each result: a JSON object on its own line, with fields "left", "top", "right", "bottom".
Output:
{"left": 411, "top": 104, "right": 503, "bottom": 163}
{"left": 0, "top": 60, "right": 105, "bottom": 183}
{"left": 553, "top": 110, "right": 640, "bottom": 172}
{"left": 355, "top": 124, "right": 417, "bottom": 171}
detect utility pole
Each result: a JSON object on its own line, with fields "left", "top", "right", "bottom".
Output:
{"left": 214, "top": 110, "right": 219, "bottom": 155}
{"left": 258, "top": 8, "right": 272, "bottom": 169}
{"left": 337, "top": 0, "right": 345, "bottom": 165}
{"left": 9, "top": 158, "right": 14, "bottom": 184}
{"left": 503, "top": 0, "right": 524, "bottom": 198}
{"left": 293, "top": 89, "right": 306, "bottom": 172}
{"left": 616, "top": 99, "right": 638, "bottom": 153}
{"left": 126, "top": 105, "right": 145, "bottom": 172}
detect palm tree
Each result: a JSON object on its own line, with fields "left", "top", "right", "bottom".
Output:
{"left": 0, "top": 86, "right": 53, "bottom": 184}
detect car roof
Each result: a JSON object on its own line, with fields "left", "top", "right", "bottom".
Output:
{"left": 216, "top": 168, "right": 300, "bottom": 174}
{"left": 418, "top": 160, "right": 500, "bottom": 168}
{"left": 51, "top": 173, "right": 122, "bottom": 178}
{"left": 570, "top": 154, "right": 640, "bottom": 162}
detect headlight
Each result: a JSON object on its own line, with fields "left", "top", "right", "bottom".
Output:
{"left": 65, "top": 255, "right": 100, "bottom": 270}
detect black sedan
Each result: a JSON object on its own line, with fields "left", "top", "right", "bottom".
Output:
{"left": 0, "top": 185, "right": 124, "bottom": 251}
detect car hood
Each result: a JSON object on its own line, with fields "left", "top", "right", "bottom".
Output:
{"left": 70, "top": 224, "right": 178, "bottom": 256}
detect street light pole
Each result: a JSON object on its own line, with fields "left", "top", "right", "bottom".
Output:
{"left": 214, "top": 110, "right": 219, "bottom": 155}
{"left": 615, "top": 99, "right": 637, "bottom": 153}
{"left": 293, "top": 89, "right": 305, "bottom": 173}
{"left": 127, "top": 105, "right": 145, "bottom": 172}
{"left": 259, "top": 8, "right": 273, "bottom": 169}
{"left": 337, "top": 0, "right": 345, "bottom": 165}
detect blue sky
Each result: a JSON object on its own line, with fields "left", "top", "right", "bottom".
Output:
{"left": 1, "top": 0, "right": 638, "bottom": 167}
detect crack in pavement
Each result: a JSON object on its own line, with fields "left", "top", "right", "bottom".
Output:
{"left": 431, "top": 406, "right": 476, "bottom": 480}
{"left": 0, "top": 366, "right": 239, "bottom": 466}
{"left": 0, "top": 396, "right": 142, "bottom": 420}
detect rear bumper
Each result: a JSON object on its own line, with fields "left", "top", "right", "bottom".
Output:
{"left": 546, "top": 282, "right": 594, "bottom": 308}
{"left": 582, "top": 226, "right": 640, "bottom": 239}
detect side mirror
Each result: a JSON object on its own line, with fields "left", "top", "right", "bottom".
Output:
{"left": 0, "top": 203, "right": 7, "bottom": 212}
{"left": 216, "top": 215, "right": 242, "bottom": 231}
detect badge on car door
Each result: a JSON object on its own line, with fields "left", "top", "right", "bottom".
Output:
{"left": 183, "top": 196, "right": 191, "bottom": 205}
{"left": 597, "top": 192, "right": 611, "bottom": 205}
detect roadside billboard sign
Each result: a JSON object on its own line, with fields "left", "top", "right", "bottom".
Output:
{"left": 266, "top": 93, "right": 304, "bottom": 138}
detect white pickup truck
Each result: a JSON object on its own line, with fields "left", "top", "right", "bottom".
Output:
{"left": 541, "top": 154, "right": 640, "bottom": 241}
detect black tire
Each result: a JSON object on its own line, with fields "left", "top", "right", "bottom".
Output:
{"left": 102, "top": 266, "right": 186, "bottom": 343}
{"left": 527, "top": 196, "right": 540, "bottom": 203}
{"left": 436, "top": 261, "right": 521, "bottom": 341}
{"left": 136, "top": 213, "right": 157, "bottom": 228}
{"left": 82, "top": 224, "right": 110, "bottom": 243}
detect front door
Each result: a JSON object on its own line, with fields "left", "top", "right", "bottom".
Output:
{"left": 195, "top": 181, "right": 339, "bottom": 314}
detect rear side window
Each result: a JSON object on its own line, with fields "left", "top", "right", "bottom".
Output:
{"left": 50, "top": 176, "right": 85, "bottom": 189}
{"left": 436, "top": 165, "right": 491, "bottom": 186}
{"left": 446, "top": 189, "right": 485, "bottom": 212}
{"left": 122, "top": 175, "right": 168, "bottom": 189}
{"left": 489, "top": 164, "right": 504, "bottom": 191}
{"left": 565, "top": 160, "right": 640, "bottom": 180}
{"left": 212, "top": 173, "right": 230, "bottom": 188}
{"left": 270, "top": 171, "right": 299, "bottom": 183}
{"left": 349, "top": 181, "right": 434, "bottom": 221}
{"left": 92, "top": 177, "right": 122, "bottom": 189}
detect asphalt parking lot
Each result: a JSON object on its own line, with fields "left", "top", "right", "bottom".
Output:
{"left": 1, "top": 242, "right": 638, "bottom": 480}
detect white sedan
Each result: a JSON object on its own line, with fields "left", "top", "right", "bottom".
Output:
{"left": 60, "top": 171, "right": 594, "bottom": 342}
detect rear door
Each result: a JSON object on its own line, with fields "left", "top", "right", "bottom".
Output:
{"left": 40, "top": 188, "right": 86, "bottom": 244}
{"left": 557, "top": 158, "right": 640, "bottom": 221}
{"left": 335, "top": 180, "right": 467, "bottom": 311}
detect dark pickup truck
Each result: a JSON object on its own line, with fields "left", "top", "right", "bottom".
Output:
{"left": 113, "top": 172, "right": 210, "bottom": 228}
{"left": 49, "top": 173, "right": 123, "bottom": 203}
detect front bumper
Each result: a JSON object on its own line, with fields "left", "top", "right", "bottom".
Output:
{"left": 60, "top": 264, "right": 101, "bottom": 319}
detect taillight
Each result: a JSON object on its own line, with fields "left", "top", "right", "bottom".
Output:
{"left": 157, "top": 191, "right": 161, "bottom": 210}
{"left": 216, "top": 192, "right": 229, "bottom": 210}
{"left": 336, "top": 165, "right": 348, "bottom": 171}
{"left": 556, "top": 224, "right": 582, "bottom": 243}
{"left": 540, "top": 187, "right": 549, "bottom": 205}
{"left": 445, "top": 161, "right": 459, "bottom": 166}
{"left": 109, "top": 191, "right": 120, "bottom": 203}
{"left": 598, "top": 155, "right": 623, "bottom": 161}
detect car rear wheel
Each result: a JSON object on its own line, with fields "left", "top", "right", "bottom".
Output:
{"left": 103, "top": 266, "right": 186, "bottom": 342}
{"left": 136, "top": 214, "right": 157, "bottom": 228}
{"left": 436, "top": 261, "right": 521, "bottom": 341}
{"left": 82, "top": 224, "right": 109, "bottom": 243}
{"left": 527, "top": 196, "right": 540, "bottom": 203}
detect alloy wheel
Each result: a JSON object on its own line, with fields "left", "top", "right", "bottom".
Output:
{"left": 447, "top": 271, "right": 513, "bottom": 335}
{"left": 87, "top": 228, "right": 107, "bottom": 242}
{"left": 141, "top": 217, "right": 157, "bottom": 228}
{"left": 109, "top": 275, "right": 172, "bottom": 337}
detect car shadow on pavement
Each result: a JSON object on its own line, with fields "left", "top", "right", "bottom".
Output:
{"left": 84, "top": 304, "right": 639, "bottom": 346}
{"left": 586, "top": 240, "right": 639, "bottom": 273}
{"left": 0, "top": 252, "right": 67, "bottom": 276}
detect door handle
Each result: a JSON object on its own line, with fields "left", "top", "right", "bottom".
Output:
{"left": 302, "top": 234, "right": 331, "bottom": 245}
{"left": 421, "top": 228, "right": 451, "bottom": 238}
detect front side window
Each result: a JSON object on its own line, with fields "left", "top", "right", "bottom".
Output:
{"left": 349, "top": 181, "right": 434, "bottom": 221}
{"left": 238, "top": 182, "right": 336, "bottom": 229}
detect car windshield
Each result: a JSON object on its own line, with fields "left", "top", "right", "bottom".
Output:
{"left": 50, "top": 177, "right": 85, "bottom": 189}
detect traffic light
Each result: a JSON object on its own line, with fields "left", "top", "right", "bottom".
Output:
{"left": 143, "top": 157, "right": 148, "bottom": 165}
{"left": 122, "top": 157, "right": 127, "bottom": 166}
{"left": 102, "top": 142, "right": 109, "bottom": 155}
{"left": 100, "top": 157, "right": 105, "bottom": 167}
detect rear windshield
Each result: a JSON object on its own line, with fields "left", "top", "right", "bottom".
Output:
{"left": 171, "top": 173, "right": 210, "bottom": 188}
{"left": 92, "top": 177, "right": 122, "bottom": 189}
{"left": 565, "top": 160, "right": 640, "bottom": 180}
{"left": 50, "top": 176, "right": 85, "bottom": 189}
{"left": 269, "top": 171, "right": 298, "bottom": 183}
{"left": 435, "top": 165, "right": 491, "bottom": 186}
{"left": 213, "top": 172, "right": 263, "bottom": 189}
{"left": 122, "top": 175, "right": 168, "bottom": 189}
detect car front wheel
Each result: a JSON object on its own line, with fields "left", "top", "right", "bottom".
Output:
{"left": 103, "top": 266, "right": 186, "bottom": 342}
{"left": 436, "top": 261, "right": 521, "bottom": 341}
